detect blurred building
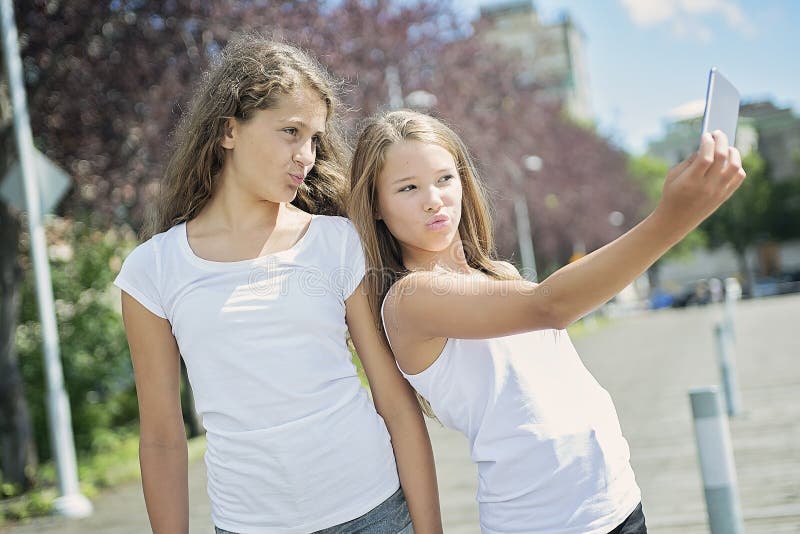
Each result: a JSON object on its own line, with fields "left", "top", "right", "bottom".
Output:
{"left": 648, "top": 100, "right": 800, "bottom": 182}
{"left": 740, "top": 101, "right": 800, "bottom": 181}
{"left": 478, "top": 0, "right": 592, "bottom": 121}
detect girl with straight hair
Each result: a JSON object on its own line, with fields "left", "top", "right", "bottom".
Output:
{"left": 347, "top": 110, "right": 746, "bottom": 534}
{"left": 115, "top": 38, "right": 441, "bottom": 533}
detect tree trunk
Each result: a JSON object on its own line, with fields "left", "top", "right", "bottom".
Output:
{"left": 0, "top": 200, "right": 37, "bottom": 490}
{"left": 735, "top": 247, "right": 755, "bottom": 297}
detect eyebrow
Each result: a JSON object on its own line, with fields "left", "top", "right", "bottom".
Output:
{"left": 392, "top": 168, "right": 455, "bottom": 185}
{"left": 283, "top": 118, "right": 325, "bottom": 136}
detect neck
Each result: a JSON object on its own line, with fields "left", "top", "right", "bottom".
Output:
{"left": 401, "top": 233, "right": 473, "bottom": 274}
{"left": 197, "top": 170, "right": 284, "bottom": 232}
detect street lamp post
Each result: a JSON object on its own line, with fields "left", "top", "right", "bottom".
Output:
{"left": 503, "top": 155, "right": 542, "bottom": 282}
{"left": 0, "top": 0, "right": 92, "bottom": 517}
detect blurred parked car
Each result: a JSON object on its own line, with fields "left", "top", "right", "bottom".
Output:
{"left": 671, "top": 279, "right": 712, "bottom": 308}
{"left": 751, "top": 271, "right": 800, "bottom": 298}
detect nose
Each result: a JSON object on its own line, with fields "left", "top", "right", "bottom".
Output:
{"left": 422, "top": 185, "right": 445, "bottom": 212}
{"left": 294, "top": 138, "right": 316, "bottom": 168}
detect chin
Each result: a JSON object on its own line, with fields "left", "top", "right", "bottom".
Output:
{"left": 263, "top": 188, "right": 298, "bottom": 204}
{"left": 422, "top": 236, "right": 456, "bottom": 253}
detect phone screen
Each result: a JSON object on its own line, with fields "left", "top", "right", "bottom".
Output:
{"left": 700, "top": 68, "right": 741, "bottom": 145}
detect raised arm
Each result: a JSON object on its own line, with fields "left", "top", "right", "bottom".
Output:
{"left": 121, "top": 291, "right": 188, "bottom": 534}
{"left": 345, "top": 282, "right": 443, "bottom": 534}
{"left": 386, "top": 131, "right": 746, "bottom": 341}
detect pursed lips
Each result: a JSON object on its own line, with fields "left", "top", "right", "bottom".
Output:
{"left": 425, "top": 213, "right": 450, "bottom": 230}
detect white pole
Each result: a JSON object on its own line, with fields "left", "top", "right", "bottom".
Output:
{"left": 724, "top": 277, "right": 740, "bottom": 342}
{"left": 689, "top": 386, "right": 744, "bottom": 534}
{"left": 504, "top": 157, "right": 538, "bottom": 281}
{"left": 385, "top": 66, "right": 404, "bottom": 110}
{"left": 714, "top": 322, "right": 741, "bottom": 416}
{"left": 0, "top": 0, "right": 91, "bottom": 517}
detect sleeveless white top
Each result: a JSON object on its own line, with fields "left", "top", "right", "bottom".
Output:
{"left": 115, "top": 216, "right": 399, "bottom": 533}
{"left": 382, "top": 296, "right": 641, "bottom": 534}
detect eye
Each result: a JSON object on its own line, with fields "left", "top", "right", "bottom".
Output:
{"left": 439, "top": 174, "right": 454, "bottom": 183}
{"left": 283, "top": 127, "right": 298, "bottom": 136}
{"left": 398, "top": 184, "right": 416, "bottom": 192}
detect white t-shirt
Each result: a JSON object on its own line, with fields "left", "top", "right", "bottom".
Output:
{"left": 383, "top": 299, "right": 641, "bottom": 534}
{"left": 115, "top": 215, "right": 399, "bottom": 533}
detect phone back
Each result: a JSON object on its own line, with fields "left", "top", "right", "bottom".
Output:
{"left": 701, "top": 68, "right": 740, "bottom": 145}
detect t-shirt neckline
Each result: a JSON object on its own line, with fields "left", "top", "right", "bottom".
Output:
{"left": 178, "top": 215, "right": 318, "bottom": 270}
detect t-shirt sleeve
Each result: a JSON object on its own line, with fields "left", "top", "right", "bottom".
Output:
{"left": 339, "top": 219, "right": 367, "bottom": 300}
{"left": 113, "top": 239, "right": 167, "bottom": 319}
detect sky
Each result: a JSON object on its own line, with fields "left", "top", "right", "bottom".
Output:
{"left": 460, "top": 0, "right": 800, "bottom": 154}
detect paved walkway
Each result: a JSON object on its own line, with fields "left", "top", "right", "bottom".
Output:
{"left": 4, "top": 294, "right": 799, "bottom": 533}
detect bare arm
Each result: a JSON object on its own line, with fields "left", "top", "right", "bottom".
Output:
{"left": 386, "top": 132, "right": 747, "bottom": 342}
{"left": 121, "top": 291, "right": 188, "bottom": 534}
{"left": 345, "top": 283, "right": 443, "bottom": 534}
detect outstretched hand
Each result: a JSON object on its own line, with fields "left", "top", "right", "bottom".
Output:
{"left": 655, "top": 130, "right": 747, "bottom": 234}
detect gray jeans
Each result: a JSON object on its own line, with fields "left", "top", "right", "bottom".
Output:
{"left": 215, "top": 486, "right": 413, "bottom": 534}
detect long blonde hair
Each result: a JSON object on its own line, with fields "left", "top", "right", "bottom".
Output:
{"left": 347, "top": 110, "right": 518, "bottom": 417}
{"left": 143, "top": 34, "right": 349, "bottom": 239}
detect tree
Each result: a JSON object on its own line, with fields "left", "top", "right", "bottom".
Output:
{"left": 0, "top": 202, "right": 37, "bottom": 491}
{"left": 765, "top": 176, "right": 800, "bottom": 242}
{"left": 0, "top": 54, "right": 37, "bottom": 490}
{"left": 701, "top": 153, "right": 772, "bottom": 289}
{"left": 628, "top": 153, "right": 707, "bottom": 289}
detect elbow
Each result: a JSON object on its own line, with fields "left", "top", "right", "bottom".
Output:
{"left": 537, "top": 297, "right": 573, "bottom": 331}
{"left": 548, "top": 311, "right": 573, "bottom": 331}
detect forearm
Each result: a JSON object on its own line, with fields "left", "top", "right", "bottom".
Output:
{"left": 139, "top": 439, "right": 189, "bottom": 534}
{"left": 384, "top": 408, "right": 442, "bottom": 533}
{"left": 540, "top": 208, "right": 686, "bottom": 327}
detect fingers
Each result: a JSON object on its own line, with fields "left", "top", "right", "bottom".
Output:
{"left": 704, "top": 130, "right": 730, "bottom": 177}
{"left": 726, "top": 145, "right": 742, "bottom": 173}
{"left": 723, "top": 146, "right": 747, "bottom": 192}
{"left": 690, "top": 132, "right": 716, "bottom": 174}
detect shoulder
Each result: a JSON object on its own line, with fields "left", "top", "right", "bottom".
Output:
{"left": 312, "top": 214, "right": 353, "bottom": 232}
{"left": 385, "top": 270, "right": 453, "bottom": 308}
{"left": 120, "top": 226, "right": 178, "bottom": 271}
{"left": 493, "top": 260, "right": 522, "bottom": 279}
{"left": 312, "top": 215, "right": 362, "bottom": 248}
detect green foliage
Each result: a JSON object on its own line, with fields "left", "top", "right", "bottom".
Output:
{"left": 0, "top": 487, "right": 55, "bottom": 523}
{"left": 701, "top": 153, "right": 772, "bottom": 253}
{"left": 0, "top": 432, "right": 207, "bottom": 523}
{"left": 628, "top": 154, "right": 708, "bottom": 259}
{"left": 628, "top": 153, "right": 669, "bottom": 210}
{"left": 16, "top": 217, "right": 140, "bottom": 461}
{"left": 766, "top": 177, "right": 800, "bottom": 241}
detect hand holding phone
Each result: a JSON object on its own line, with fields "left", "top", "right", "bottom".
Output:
{"left": 700, "top": 67, "right": 740, "bottom": 145}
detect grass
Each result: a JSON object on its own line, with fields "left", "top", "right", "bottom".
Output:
{"left": 0, "top": 430, "right": 207, "bottom": 525}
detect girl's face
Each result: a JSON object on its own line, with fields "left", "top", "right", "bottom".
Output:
{"left": 221, "top": 86, "right": 327, "bottom": 204}
{"left": 376, "top": 140, "right": 463, "bottom": 257}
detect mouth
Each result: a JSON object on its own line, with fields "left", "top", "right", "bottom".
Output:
{"left": 425, "top": 213, "right": 451, "bottom": 231}
{"left": 289, "top": 173, "right": 305, "bottom": 186}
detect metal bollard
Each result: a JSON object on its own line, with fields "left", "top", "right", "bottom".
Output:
{"left": 690, "top": 387, "right": 744, "bottom": 534}
{"left": 714, "top": 322, "right": 742, "bottom": 417}
{"left": 723, "top": 277, "right": 741, "bottom": 342}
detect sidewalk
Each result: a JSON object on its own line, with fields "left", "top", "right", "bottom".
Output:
{"left": 5, "top": 294, "right": 799, "bottom": 533}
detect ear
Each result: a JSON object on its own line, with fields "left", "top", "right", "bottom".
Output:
{"left": 220, "top": 118, "right": 236, "bottom": 150}
{"left": 374, "top": 205, "right": 383, "bottom": 221}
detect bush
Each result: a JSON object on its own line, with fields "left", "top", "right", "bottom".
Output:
{"left": 16, "top": 217, "right": 140, "bottom": 461}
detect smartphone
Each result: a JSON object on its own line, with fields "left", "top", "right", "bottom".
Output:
{"left": 700, "top": 67, "right": 740, "bottom": 145}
